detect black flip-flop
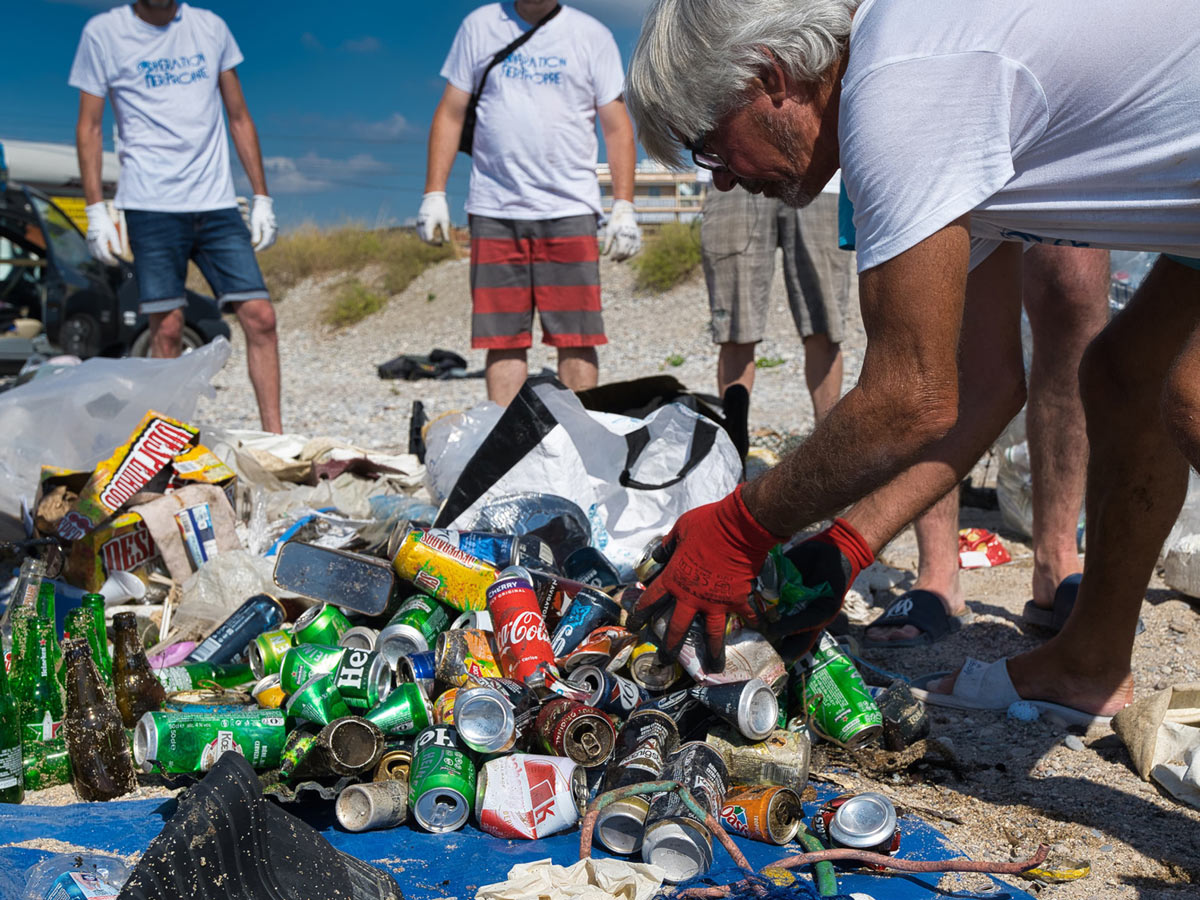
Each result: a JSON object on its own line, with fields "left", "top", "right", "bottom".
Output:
{"left": 862, "top": 589, "right": 973, "bottom": 650}
{"left": 1022, "top": 573, "right": 1144, "bottom": 635}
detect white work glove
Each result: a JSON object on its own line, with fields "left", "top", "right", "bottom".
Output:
{"left": 603, "top": 199, "right": 642, "bottom": 261}
{"left": 84, "top": 202, "right": 121, "bottom": 266}
{"left": 417, "top": 191, "right": 451, "bottom": 245}
{"left": 250, "top": 194, "right": 277, "bottom": 252}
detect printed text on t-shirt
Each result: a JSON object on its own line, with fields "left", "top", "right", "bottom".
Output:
{"left": 501, "top": 52, "right": 567, "bottom": 86}
{"left": 139, "top": 53, "right": 208, "bottom": 88}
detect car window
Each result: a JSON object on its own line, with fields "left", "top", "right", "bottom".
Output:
{"left": 29, "top": 194, "right": 92, "bottom": 271}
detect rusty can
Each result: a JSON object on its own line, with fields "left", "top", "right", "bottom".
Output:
{"left": 535, "top": 697, "right": 615, "bottom": 768}
{"left": 432, "top": 688, "right": 458, "bottom": 725}
{"left": 391, "top": 527, "right": 497, "bottom": 612}
{"left": 811, "top": 792, "right": 901, "bottom": 861}
{"left": 487, "top": 567, "right": 556, "bottom": 687}
{"left": 705, "top": 726, "right": 811, "bottom": 789}
{"left": 719, "top": 785, "right": 802, "bottom": 844}
{"left": 336, "top": 779, "right": 409, "bottom": 832}
{"left": 434, "top": 629, "right": 502, "bottom": 687}
{"left": 475, "top": 754, "right": 588, "bottom": 840}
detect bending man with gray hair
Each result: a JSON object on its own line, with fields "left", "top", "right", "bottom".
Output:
{"left": 624, "top": 0, "right": 1200, "bottom": 726}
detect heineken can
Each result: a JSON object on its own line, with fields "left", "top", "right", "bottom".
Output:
{"left": 379, "top": 595, "right": 450, "bottom": 664}
{"left": 155, "top": 662, "right": 255, "bottom": 692}
{"left": 287, "top": 673, "right": 352, "bottom": 726}
{"left": 332, "top": 648, "right": 392, "bottom": 709}
{"left": 279, "top": 644, "right": 346, "bottom": 694}
{"left": 133, "top": 708, "right": 287, "bottom": 773}
{"left": 396, "top": 650, "right": 435, "bottom": 695}
{"left": 364, "top": 682, "right": 430, "bottom": 736}
{"left": 408, "top": 724, "right": 476, "bottom": 833}
{"left": 795, "top": 631, "right": 882, "bottom": 747}
{"left": 293, "top": 603, "right": 353, "bottom": 647}
{"left": 249, "top": 629, "right": 294, "bottom": 679}
{"left": 339, "top": 626, "right": 380, "bottom": 651}
{"left": 252, "top": 673, "right": 286, "bottom": 709}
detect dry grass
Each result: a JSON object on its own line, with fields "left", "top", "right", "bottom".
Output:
{"left": 631, "top": 221, "right": 703, "bottom": 292}
{"left": 324, "top": 278, "right": 387, "bottom": 328}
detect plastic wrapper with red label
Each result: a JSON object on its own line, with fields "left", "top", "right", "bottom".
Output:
{"left": 958, "top": 528, "right": 1012, "bottom": 569}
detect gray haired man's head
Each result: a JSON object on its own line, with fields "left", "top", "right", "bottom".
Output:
{"left": 626, "top": 0, "right": 860, "bottom": 167}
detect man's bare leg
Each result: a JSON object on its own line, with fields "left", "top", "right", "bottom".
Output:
{"left": 802, "top": 333, "right": 843, "bottom": 423}
{"left": 485, "top": 348, "right": 529, "bottom": 406}
{"left": 149, "top": 308, "right": 185, "bottom": 358}
{"left": 1023, "top": 245, "right": 1110, "bottom": 606}
{"left": 235, "top": 298, "right": 282, "bottom": 434}
{"left": 557, "top": 346, "right": 599, "bottom": 392}
{"left": 717, "top": 341, "right": 756, "bottom": 396}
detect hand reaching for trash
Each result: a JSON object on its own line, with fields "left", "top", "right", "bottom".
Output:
{"left": 627, "top": 484, "right": 783, "bottom": 672}
{"left": 770, "top": 518, "right": 875, "bottom": 643}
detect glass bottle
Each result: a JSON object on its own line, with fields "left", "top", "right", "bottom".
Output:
{"left": 0, "top": 641, "right": 24, "bottom": 803}
{"left": 15, "top": 616, "right": 64, "bottom": 744}
{"left": 80, "top": 593, "right": 112, "bottom": 680}
{"left": 64, "top": 607, "right": 112, "bottom": 689}
{"left": 61, "top": 638, "right": 137, "bottom": 802}
{"left": 111, "top": 612, "right": 166, "bottom": 728}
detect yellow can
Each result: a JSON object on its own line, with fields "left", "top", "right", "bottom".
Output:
{"left": 391, "top": 528, "right": 496, "bottom": 612}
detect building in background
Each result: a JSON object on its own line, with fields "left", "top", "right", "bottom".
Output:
{"left": 598, "top": 160, "right": 705, "bottom": 224}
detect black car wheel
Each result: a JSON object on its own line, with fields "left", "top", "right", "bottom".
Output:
{"left": 129, "top": 325, "right": 206, "bottom": 358}
{"left": 59, "top": 313, "right": 102, "bottom": 358}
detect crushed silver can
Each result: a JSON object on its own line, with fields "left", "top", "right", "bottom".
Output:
{"left": 336, "top": 779, "right": 409, "bottom": 832}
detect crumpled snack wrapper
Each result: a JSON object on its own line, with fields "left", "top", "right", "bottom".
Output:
{"left": 475, "top": 858, "right": 666, "bottom": 900}
{"left": 1113, "top": 682, "right": 1200, "bottom": 809}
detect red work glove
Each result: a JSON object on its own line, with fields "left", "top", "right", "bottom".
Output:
{"left": 627, "top": 485, "right": 784, "bottom": 672}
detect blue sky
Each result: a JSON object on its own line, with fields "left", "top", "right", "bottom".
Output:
{"left": 7, "top": 0, "right": 652, "bottom": 227}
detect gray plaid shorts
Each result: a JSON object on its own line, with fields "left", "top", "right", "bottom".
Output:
{"left": 701, "top": 188, "right": 852, "bottom": 344}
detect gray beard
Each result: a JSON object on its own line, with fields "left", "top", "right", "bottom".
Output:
{"left": 773, "top": 181, "right": 815, "bottom": 208}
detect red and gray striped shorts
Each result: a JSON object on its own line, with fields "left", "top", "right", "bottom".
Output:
{"left": 469, "top": 214, "right": 605, "bottom": 349}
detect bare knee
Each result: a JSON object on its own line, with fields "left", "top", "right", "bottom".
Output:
{"left": 236, "top": 299, "right": 277, "bottom": 345}
{"left": 1162, "top": 360, "right": 1200, "bottom": 466}
{"left": 149, "top": 309, "right": 184, "bottom": 356}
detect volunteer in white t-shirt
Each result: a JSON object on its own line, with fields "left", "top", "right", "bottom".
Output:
{"left": 621, "top": 0, "right": 1200, "bottom": 723}
{"left": 70, "top": 0, "right": 283, "bottom": 433}
{"left": 416, "top": 1, "right": 641, "bottom": 406}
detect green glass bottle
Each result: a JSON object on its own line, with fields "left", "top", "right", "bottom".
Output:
{"left": 80, "top": 593, "right": 112, "bottom": 680}
{"left": 0, "top": 641, "right": 24, "bottom": 803}
{"left": 15, "top": 616, "right": 65, "bottom": 744}
{"left": 154, "top": 661, "right": 255, "bottom": 692}
{"left": 7, "top": 606, "right": 34, "bottom": 686}
{"left": 64, "top": 608, "right": 112, "bottom": 688}
{"left": 35, "top": 581, "right": 56, "bottom": 623}
{"left": 61, "top": 638, "right": 137, "bottom": 801}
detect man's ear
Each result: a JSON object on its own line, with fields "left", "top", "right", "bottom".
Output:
{"left": 756, "top": 47, "right": 790, "bottom": 105}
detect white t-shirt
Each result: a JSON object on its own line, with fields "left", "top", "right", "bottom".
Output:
{"left": 69, "top": 3, "right": 243, "bottom": 212}
{"left": 840, "top": 0, "right": 1200, "bottom": 272}
{"left": 441, "top": 3, "right": 625, "bottom": 220}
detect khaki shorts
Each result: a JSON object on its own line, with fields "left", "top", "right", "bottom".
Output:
{"left": 701, "top": 188, "right": 852, "bottom": 344}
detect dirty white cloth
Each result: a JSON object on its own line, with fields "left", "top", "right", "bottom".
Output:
{"left": 1113, "top": 683, "right": 1200, "bottom": 810}
{"left": 475, "top": 858, "right": 665, "bottom": 900}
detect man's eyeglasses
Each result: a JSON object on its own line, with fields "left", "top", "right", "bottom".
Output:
{"left": 684, "top": 135, "right": 727, "bottom": 172}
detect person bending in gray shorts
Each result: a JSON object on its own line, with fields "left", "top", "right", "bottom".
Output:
{"left": 701, "top": 179, "right": 852, "bottom": 457}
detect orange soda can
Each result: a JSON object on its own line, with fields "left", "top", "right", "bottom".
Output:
{"left": 719, "top": 785, "right": 802, "bottom": 844}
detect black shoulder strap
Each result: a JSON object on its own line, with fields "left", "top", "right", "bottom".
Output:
{"left": 468, "top": 4, "right": 562, "bottom": 106}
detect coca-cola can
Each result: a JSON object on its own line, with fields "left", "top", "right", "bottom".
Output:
{"left": 475, "top": 754, "right": 588, "bottom": 840}
{"left": 487, "top": 567, "right": 556, "bottom": 687}
{"left": 535, "top": 697, "right": 616, "bottom": 768}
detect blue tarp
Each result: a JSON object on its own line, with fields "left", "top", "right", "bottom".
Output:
{"left": 0, "top": 785, "right": 1037, "bottom": 900}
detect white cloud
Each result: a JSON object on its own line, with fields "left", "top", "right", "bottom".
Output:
{"left": 301, "top": 32, "right": 324, "bottom": 51}
{"left": 340, "top": 36, "right": 382, "bottom": 54}
{"left": 352, "top": 113, "right": 418, "bottom": 140}
{"left": 263, "top": 152, "right": 388, "bottom": 193}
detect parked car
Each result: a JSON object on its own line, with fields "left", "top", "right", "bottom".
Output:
{"left": 0, "top": 185, "right": 230, "bottom": 375}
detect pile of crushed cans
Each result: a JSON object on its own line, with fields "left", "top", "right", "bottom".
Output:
{"left": 1, "top": 522, "right": 924, "bottom": 885}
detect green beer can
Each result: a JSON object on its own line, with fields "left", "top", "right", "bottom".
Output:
{"left": 293, "top": 603, "right": 353, "bottom": 647}
{"left": 794, "top": 631, "right": 882, "bottom": 747}
{"left": 155, "top": 662, "right": 255, "bottom": 692}
{"left": 279, "top": 644, "right": 347, "bottom": 694}
{"left": 408, "top": 724, "right": 476, "bottom": 833}
{"left": 378, "top": 595, "right": 450, "bottom": 665}
{"left": 249, "top": 629, "right": 295, "bottom": 679}
{"left": 332, "top": 648, "right": 392, "bottom": 709}
{"left": 286, "top": 674, "right": 351, "bottom": 726}
{"left": 133, "top": 708, "right": 287, "bottom": 773}
{"left": 364, "top": 682, "right": 430, "bottom": 736}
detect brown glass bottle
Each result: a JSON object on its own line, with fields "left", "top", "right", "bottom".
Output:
{"left": 61, "top": 638, "right": 137, "bottom": 801}
{"left": 111, "top": 612, "right": 166, "bottom": 728}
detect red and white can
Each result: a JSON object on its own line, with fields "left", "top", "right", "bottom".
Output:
{"left": 487, "top": 567, "right": 556, "bottom": 686}
{"left": 475, "top": 754, "right": 588, "bottom": 840}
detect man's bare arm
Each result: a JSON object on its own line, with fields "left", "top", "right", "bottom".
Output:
{"left": 219, "top": 69, "right": 268, "bottom": 196}
{"left": 76, "top": 92, "right": 107, "bottom": 206}
{"left": 425, "top": 83, "right": 471, "bottom": 193}
{"left": 741, "top": 218, "right": 973, "bottom": 535}
{"left": 597, "top": 97, "right": 636, "bottom": 203}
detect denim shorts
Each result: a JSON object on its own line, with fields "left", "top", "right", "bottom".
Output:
{"left": 125, "top": 207, "right": 269, "bottom": 314}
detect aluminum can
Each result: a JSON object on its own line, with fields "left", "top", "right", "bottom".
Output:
{"left": 641, "top": 689, "right": 709, "bottom": 742}
{"left": 527, "top": 571, "right": 595, "bottom": 630}
{"left": 642, "top": 742, "right": 730, "bottom": 883}
{"left": 633, "top": 535, "right": 669, "bottom": 585}
{"left": 453, "top": 684, "right": 517, "bottom": 754}
{"left": 364, "top": 682, "right": 430, "bottom": 736}
{"left": 337, "top": 779, "right": 409, "bottom": 832}
{"left": 811, "top": 792, "right": 901, "bottom": 860}
{"left": 562, "top": 547, "right": 623, "bottom": 592}
{"left": 423, "top": 528, "right": 518, "bottom": 569}
{"left": 310, "top": 716, "right": 385, "bottom": 775}
{"left": 252, "top": 673, "right": 286, "bottom": 709}
{"left": 476, "top": 754, "right": 587, "bottom": 840}
{"left": 187, "top": 594, "right": 285, "bottom": 665}
{"left": 434, "top": 629, "right": 501, "bottom": 687}
{"left": 628, "top": 641, "right": 682, "bottom": 691}
{"left": 705, "top": 727, "right": 811, "bottom": 789}
{"left": 333, "top": 648, "right": 392, "bottom": 709}
{"left": 483, "top": 677, "right": 541, "bottom": 742}
{"left": 541, "top": 668, "right": 594, "bottom": 705}
{"left": 795, "top": 632, "right": 883, "bottom": 747}
{"left": 602, "top": 708, "right": 680, "bottom": 793}
{"left": 292, "top": 602, "right": 353, "bottom": 647}
{"left": 396, "top": 651, "right": 436, "bottom": 695}
{"left": 560, "top": 626, "right": 638, "bottom": 674}
{"left": 248, "top": 629, "right": 294, "bottom": 679}
{"left": 286, "top": 673, "right": 352, "bottom": 726}
{"left": 571, "top": 665, "right": 647, "bottom": 718}
{"left": 431, "top": 688, "right": 458, "bottom": 725}
{"left": 488, "top": 567, "right": 556, "bottom": 686}
{"left": 391, "top": 528, "right": 497, "bottom": 611}
{"left": 690, "top": 678, "right": 779, "bottom": 742}
{"left": 535, "top": 697, "right": 615, "bottom": 768}
{"left": 339, "top": 626, "right": 379, "bottom": 651}
{"left": 549, "top": 587, "right": 622, "bottom": 658}
{"left": 408, "top": 724, "right": 476, "bottom": 833}
{"left": 279, "top": 644, "right": 346, "bottom": 694}
{"left": 448, "top": 610, "right": 493, "bottom": 632}
{"left": 133, "top": 708, "right": 287, "bottom": 773}
{"left": 378, "top": 595, "right": 451, "bottom": 664}
{"left": 720, "top": 785, "right": 802, "bottom": 844}
{"left": 374, "top": 745, "right": 412, "bottom": 783}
